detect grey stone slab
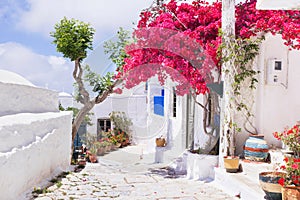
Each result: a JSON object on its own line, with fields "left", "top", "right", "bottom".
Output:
{"left": 124, "top": 175, "right": 157, "bottom": 184}
{"left": 34, "top": 197, "right": 52, "bottom": 200}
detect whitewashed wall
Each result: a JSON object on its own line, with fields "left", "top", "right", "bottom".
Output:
{"left": 0, "top": 70, "right": 72, "bottom": 200}
{"left": 89, "top": 95, "right": 148, "bottom": 141}
{"left": 193, "top": 95, "right": 213, "bottom": 150}
{"left": 254, "top": 33, "right": 300, "bottom": 147}
{"left": 163, "top": 79, "right": 187, "bottom": 155}
{"left": 0, "top": 82, "right": 59, "bottom": 117}
{"left": 187, "top": 34, "right": 300, "bottom": 155}
{"left": 233, "top": 34, "right": 300, "bottom": 154}
{"left": 0, "top": 112, "right": 72, "bottom": 200}
{"left": 58, "top": 92, "right": 73, "bottom": 109}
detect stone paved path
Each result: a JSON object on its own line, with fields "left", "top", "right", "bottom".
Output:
{"left": 32, "top": 160, "right": 237, "bottom": 200}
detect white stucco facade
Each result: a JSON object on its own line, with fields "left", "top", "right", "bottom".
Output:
{"left": 0, "top": 70, "right": 72, "bottom": 200}
{"left": 254, "top": 33, "right": 300, "bottom": 147}
{"left": 86, "top": 78, "right": 187, "bottom": 157}
{"left": 162, "top": 34, "right": 300, "bottom": 160}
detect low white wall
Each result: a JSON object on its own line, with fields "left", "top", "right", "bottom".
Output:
{"left": 186, "top": 151, "right": 218, "bottom": 181}
{"left": 0, "top": 82, "right": 58, "bottom": 117}
{"left": 0, "top": 111, "right": 72, "bottom": 200}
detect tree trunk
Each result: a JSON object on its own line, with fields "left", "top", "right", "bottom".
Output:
{"left": 72, "top": 100, "right": 96, "bottom": 141}
{"left": 219, "top": 0, "right": 236, "bottom": 159}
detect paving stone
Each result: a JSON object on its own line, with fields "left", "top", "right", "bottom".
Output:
{"left": 29, "top": 151, "right": 237, "bottom": 200}
{"left": 34, "top": 197, "right": 52, "bottom": 200}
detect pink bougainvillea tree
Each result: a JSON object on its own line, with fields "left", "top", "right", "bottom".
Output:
{"left": 114, "top": 0, "right": 300, "bottom": 154}
{"left": 117, "top": 0, "right": 300, "bottom": 95}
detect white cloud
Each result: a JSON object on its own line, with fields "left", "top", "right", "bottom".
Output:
{"left": 0, "top": 42, "right": 74, "bottom": 93}
{"left": 17, "top": 0, "right": 153, "bottom": 40}
{"left": 0, "top": 0, "right": 154, "bottom": 94}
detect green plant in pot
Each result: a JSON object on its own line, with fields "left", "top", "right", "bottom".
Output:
{"left": 87, "top": 144, "right": 98, "bottom": 163}
{"left": 109, "top": 111, "right": 133, "bottom": 145}
{"left": 259, "top": 171, "right": 286, "bottom": 200}
{"left": 218, "top": 34, "right": 263, "bottom": 172}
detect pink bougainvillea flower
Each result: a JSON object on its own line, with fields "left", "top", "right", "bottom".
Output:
{"left": 120, "top": 0, "right": 300, "bottom": 97}
{"left": 113, "top": 88, "right": 122, "bottom": 94}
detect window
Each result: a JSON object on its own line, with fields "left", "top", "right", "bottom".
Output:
{"left": 97, "top": 118, "right": 111, "bottom": 136}
{"left": 173, "top": 88, "right": 177, "bottom": 118}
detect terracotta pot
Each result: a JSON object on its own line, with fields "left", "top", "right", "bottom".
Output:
{"left": 156, "top": 137, "right": 166, "bottom": 147}
{"left": 115, "top": 143, "right": 121, "bottom": 148}
{"left": 105, "top": 145, "right": 111, "bottom": 152}
{"left": 89, "top": 154, "right": 97, "bottom": 163}
{"left": 121, "top": 141, "right": 126, "bottom": 147}
{"left": 281, "top": 185, "right": 300, "bottom": 200}
{"left": 259, "top": 171, "right": 285, "bottom": 200}
{"left": 97, "top": 148, "right": 105, "bottom": 156}
{"left": 223, "top": 156, "right": 239, "bottom": 173}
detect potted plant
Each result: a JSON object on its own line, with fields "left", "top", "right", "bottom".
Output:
{"left": 273, "top": 122, "right": 300, "bottom": 200}
{"left": 259, "top": 171, "right": 286, "bottom": 200}
{"left": 278, "top": 157, "right": 300, "bottom": 200}
{"left": 109, "top": 111, "right": 133, "bottom": 146}
{"left": 273, "top": 122, "right": 300, "bottom": 158}
{"left": 87, "top": 145, "right": 98, "bottom": 163}
{"left": 96, "top": 140, "right": 107, "bottom": 156}
{"left": 223, "top": 123, "right": 240, "bottom": 172}
{"left": 219, "top": 36, "right": 263, "bottom": 172}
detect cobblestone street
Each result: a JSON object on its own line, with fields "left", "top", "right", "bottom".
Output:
{"left": 31, "top": 146, "right": 237, "bottom": 200}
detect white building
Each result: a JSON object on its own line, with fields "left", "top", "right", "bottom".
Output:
{"left": 170, "top": 33, "right": 300, "bottom": 156}
{"left": 0, "top": 70, "right": 72, "bottom": 200}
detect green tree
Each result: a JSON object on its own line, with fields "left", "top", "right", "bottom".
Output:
{"left": 51, "top": 17, "right": 128, "bottom": 146}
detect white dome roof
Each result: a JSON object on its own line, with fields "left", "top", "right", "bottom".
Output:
{"left": 0, "top": 70, "right": 35, "bottom": 87}
{"left": 58, "top": 92, "right": 72, "bottom": 97}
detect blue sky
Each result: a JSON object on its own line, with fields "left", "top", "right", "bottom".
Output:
{"left": 0, "top": 0, "right": 153, "bottom": 93}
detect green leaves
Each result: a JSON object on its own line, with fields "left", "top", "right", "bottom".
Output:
{"left": 83, "top": 65, "right": 114, "bottom": 95}
{"left": 103, "top": 27, "right": 131, "bottom": 69}
{"left": 218, "top": 35, "right": 264, "bottom": 96}
{"left": 50, "top": 17, "right": 95, "bottom": 61}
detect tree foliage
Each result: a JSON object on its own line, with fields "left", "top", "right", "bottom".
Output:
{"left": 103, "top": 27, "right": 131, "bottom": 69}
{"left": 118, "top": 0, "right": 300, "bottom": 96}
{"left": 51, "top": 18, "right": 126, "bottom": 149}
{"left": 51, "top": 17, "right": 95, "bottom": 61}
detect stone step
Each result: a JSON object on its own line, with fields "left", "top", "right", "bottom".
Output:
{"left": 214, "top": 160, "right": 276, "bottom": 200}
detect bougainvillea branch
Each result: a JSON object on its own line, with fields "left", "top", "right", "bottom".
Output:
{"left": 118, "top": 0, "right": 300, "bottom": 95}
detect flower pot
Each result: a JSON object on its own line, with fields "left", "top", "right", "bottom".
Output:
{"left": 121, "top": 141, "right": 128, "bottom": 147}
{"left": 259, "top": 171, "right": 285, "bottom": 200}
{"left": 97, "top": 147, "right": 105, "bottom": 156}
{"left": 89, "top": 154, "right": 97, "bottom": 163}
{"left": 115, "top": 143, "right": 121, "bottom": 148}
{"left": 223, "top": 156, "right": 239, "bottom": 173}
{"left": 244, "top": 135, "right": 269, "bottom": 161}
{"left": 78, "top": 159, "right": 86, "bottom": 166}
{"left": 105, "top": 145, "right": 111, "bottom": 152}
{"left": 156, "top": 137, "right": 166, "bottom": 147}
{"left": 281, "top": 185, "right": 300, "bottom": 200}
